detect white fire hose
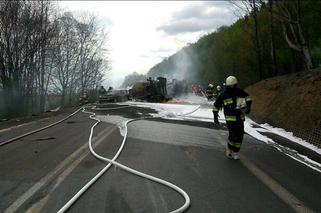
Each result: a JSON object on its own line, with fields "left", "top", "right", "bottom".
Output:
{"left": 0, "top": 107, "right": 82, "bottom": 147}
{"left": 57, "top": 106, "right": 193, "bottom": 213}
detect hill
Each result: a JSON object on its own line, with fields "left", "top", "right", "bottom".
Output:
{"left": 147, "top": 1, "right": 321, "bottom": 89}
{"left": 246, "top": 69, "right": 321, "bottom": 148}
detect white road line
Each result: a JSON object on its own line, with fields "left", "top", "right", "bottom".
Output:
{"left": 0, "top": 108, "right": 82, "bottom": 147}
{"left": 4, "top": 126, "right": 116, "bottom": 213}
{"left": 91, "top": 105, "right": 132, "bottom": 111}
{"left": 0, "top": 121, "right": 37, "bottom": 133}
{"left": 240, "top": 154, "right": 315, "bottom": 213}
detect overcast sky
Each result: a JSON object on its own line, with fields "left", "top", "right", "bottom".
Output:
{"left": 59, "top": 1, "right": 238, "bottom": 87}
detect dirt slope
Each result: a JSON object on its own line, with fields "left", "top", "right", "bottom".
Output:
{"left": 246, "top": 70, "right": 321, "bottom": 148}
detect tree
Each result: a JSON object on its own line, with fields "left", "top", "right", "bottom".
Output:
{"left": 0, "top": 1, "right": 53, "bottom": 116}
{"left": 75, "top": 14, "right": 107, "bottom": 94}
{"left": 50, "top": 12, "right": 109, "bottom": 106}
{"left": 268, "top": 0, "right": 278, "bottom": 76}
{"left": 230, "top": 0, "right": 264, "bottom": 80}
{"left": 273, "top": 0, "right": 313, "bottom": 70}
{"left": 0, "top": 1, "right": 110, "bottom": 119}
{"left": 51, "top": 12, "right": 80, "bottom": 106}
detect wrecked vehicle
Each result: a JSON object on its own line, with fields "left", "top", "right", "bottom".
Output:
{"left": 131, "top": 77, "right": 169, "bottom": 102}
{"left": 167, "top": 79, "right": 189, "bottom": 97}
{"left": 98, "top": 89, "right": 130, "bottom": 103}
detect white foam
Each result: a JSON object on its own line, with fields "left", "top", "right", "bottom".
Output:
{"left": 96, "top": 115, "right": 129, "bottom": 136}
{"left": 123, "top": 97, "right": 321, "bottom": 172}
{"left": 260, "top": 123, "right": 321, "bottom": 155}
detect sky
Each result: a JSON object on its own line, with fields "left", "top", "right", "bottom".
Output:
{"left": 58, "top": 1, "right": 239, "bottom": 87}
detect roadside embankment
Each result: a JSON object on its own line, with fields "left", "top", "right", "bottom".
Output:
{"left": 246, "top": 70, "right": 321, "bottom": 149}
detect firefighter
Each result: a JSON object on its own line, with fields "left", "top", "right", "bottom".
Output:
{"left": 79, "top": 91, "right": 89, "bottom": 105}
{"left": 205, "top": 84, "right": 215, "bottom": 100}
{"left": 98, "top": 86, "right": 106, "bottom": 95}
{"left": 197, "top": 85, "right": 202, "bottom": 96}
{"left": 214, "top": 85, "right": 222, "bottom": 99}
{"left": 213, "top": 76, "right": 252, "bottom": 160}
{"left": 191, "top": 84, "right": 196, "bottom": 95}
{"left": 107, "top": 86, "right": 113, "bottom": 93}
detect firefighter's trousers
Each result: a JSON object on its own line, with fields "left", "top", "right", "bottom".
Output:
{"left": 226, "top": 120, "right": 244, "bottom": 152}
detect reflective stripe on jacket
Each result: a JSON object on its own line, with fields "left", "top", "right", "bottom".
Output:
{"left": 213, "top": 87, "right": 252, "bottom": 122}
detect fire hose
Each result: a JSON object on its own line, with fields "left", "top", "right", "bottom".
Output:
{"left": 0, "top": 107, "right": 82, "bottom": 147}
{"left": 57, "top": 105, "right": 194, "bottom": 213}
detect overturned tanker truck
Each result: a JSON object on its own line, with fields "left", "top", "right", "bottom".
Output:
{"left": 130, "top": 77, "right": 170, "bottom": 102}
{"left": 98, "top": 76, "right": 188, "bottom": 103}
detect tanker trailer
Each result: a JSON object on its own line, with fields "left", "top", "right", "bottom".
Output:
{"left": 131, "top": 77, "right": 169, "bottom": 102}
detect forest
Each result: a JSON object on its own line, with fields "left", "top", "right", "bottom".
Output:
{"left": 0, "top": 1, "right": 109, "bottom": 119}
{"left": 147, "top": 0, "right": 321, "bottom": 88}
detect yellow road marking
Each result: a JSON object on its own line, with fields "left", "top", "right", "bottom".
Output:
{"left": 0, "top": 117, "right": 55, "bottom": 134}
{"left": 240, "top": 154, "right": 315, "bottom": 213}
{"left": 5, "top": 125, "right": 116, "bottom": 213}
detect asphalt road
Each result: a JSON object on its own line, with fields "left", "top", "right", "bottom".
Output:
{"left": 0, "top": 104, "right": 320, "bottom": 213}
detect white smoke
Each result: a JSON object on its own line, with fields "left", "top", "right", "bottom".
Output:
{"left": 103, "top": 73, "right": 125, "bottom": 89}
{"left": 172, "top": 47, "right": 193, "bottom": 81}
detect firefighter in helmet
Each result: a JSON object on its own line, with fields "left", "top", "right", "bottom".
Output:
{"left": 213, "top": 76, "right": 252, "bottom": 160}
{"left": 214, "top": 85, "right": 222, "bottom": 99}
{"left": 99, "top": 86, "right": 106, "bottom": 96}
{"left": 107, "top": 86, "right": 113, "bottom": 93}
{"left": 79, "top": 91, "right": 89, "bottom": 105}
{"left": 205, "top": 83, "right": 215, "bottom": 101}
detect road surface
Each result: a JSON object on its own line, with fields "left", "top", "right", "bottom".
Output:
{"left": 0, "top": 104, "right": 320, "bottom": 213}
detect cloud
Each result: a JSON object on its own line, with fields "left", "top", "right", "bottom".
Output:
{"left": 202, "top": 1, "right": 232, "bottom": 9}
{"left": 98, "top": 16, "right": 113, "bottom": 27}
{"left": 140, "top": 54, "right": 168, "bottom": 60}
{"left": 150, "top": 47, "right": 173, "bottom": 53}
{"left": 157, "top": 2, "right": 235, "bottom": 35}
{"left": 140, "top": 48, "right": 172, "bottom": 59}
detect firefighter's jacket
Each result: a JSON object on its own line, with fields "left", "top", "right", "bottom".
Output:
{"left": 214, "top": 89, "right": 222, "bottom": 98}
{"left": 213, "top": 87, "right": 252, "bottom": 122}
{"left": 206, "top": 86, "right": 214, "bottom": 96}
{"left": 99, "top": 88, "right": 106, "bottom": 95}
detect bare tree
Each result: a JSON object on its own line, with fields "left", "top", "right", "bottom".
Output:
{"left": 31, "top": 1, "right": 57, "bottom": 112}
{"left": 51, "top": 12, "right": 80, "bottom": 106}
{"left": 268, "top": 0, "right": 278, "bottom": 76}
{"left": 230, "top": 0, "right": 264, "bottom": 80}
{"left": 0, "top": 1, "right": 45, "bottom": 115}
{"left": 50, "top": 12, "right": 109, "bottom": 106}
{"left": 273, "top": 0, "right": 313, "bottom": 70}
{"left": 0, "top": 1, "right": 110, "bottom": 118}
{"left": 75, "top": 14, "right": 108, "bottom": 94}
